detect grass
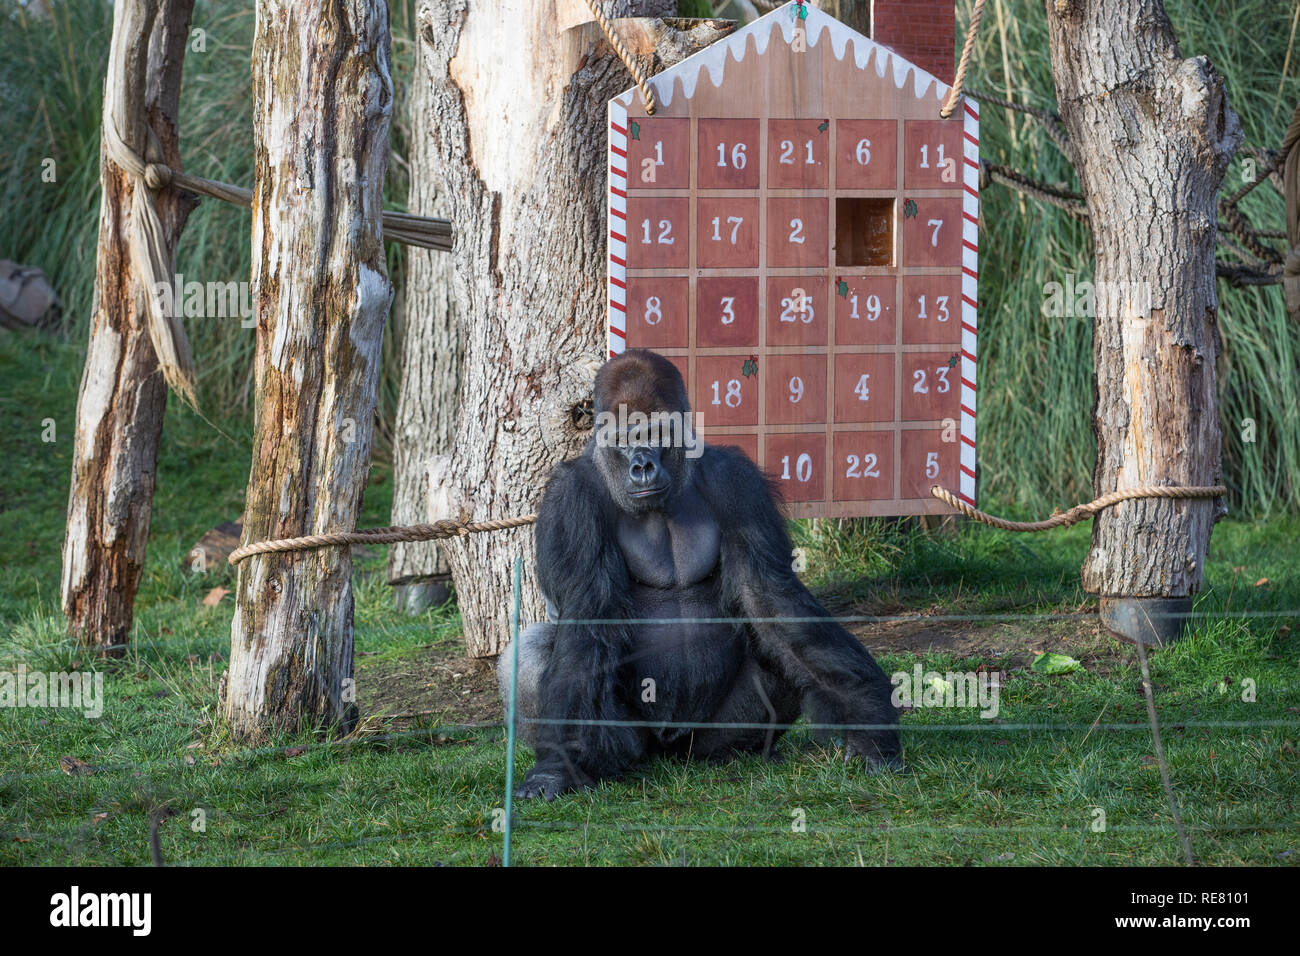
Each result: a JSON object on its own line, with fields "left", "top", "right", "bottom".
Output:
{"left": 2, "top": 330, "right": 1298, "bottom": 866}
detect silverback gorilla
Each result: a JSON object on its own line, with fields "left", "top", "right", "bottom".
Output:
{"left": 499, "top": 350, "right": 900, "bottom": 800}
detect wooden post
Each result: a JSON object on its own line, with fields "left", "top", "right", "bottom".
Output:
{"left": 1046, "top": 0, "right": 1238, "bottom": 642}
{"left": 388, "top": 65, "right": 463, "bottom": 616}
{"left": 222, "top": 0, "right": 393, "bottom": 740}
{"left": 61, "top": 0, "right": 197, "bottom": 656}
{"left": 414, "top": 0, "right": 730, "bottom": 657}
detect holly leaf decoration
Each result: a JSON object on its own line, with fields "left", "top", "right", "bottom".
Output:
{"left": 797, "top": 3, "right": 808, "bottom": 20}
{"left": 629, "top": 120, "right": 641, "bottom": 141}
{"left": 903, "top": 198, "right": 918, "bottom": 219}
{"left": 836, "top": 279, "right": 849, "bottom": 298}
{"left": 818, "top": 120, "right": 829, "bottom": 133}
{"left": 948, "top": 354, "right": 959, "bottom": 369}
{"left": 742, "top": 356, "right": 759, "bottom": 378}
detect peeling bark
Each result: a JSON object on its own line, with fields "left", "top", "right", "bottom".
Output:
{"left": 223, "top": 0, "right": 393, "bottom": 741}
{"left": 415, "top": 0, "right": 729, "bottom": 657}
{"left": 1046, "top": 0, "right": 1238, "bottom": 598}
{"left": 61, "top": 0, "right": 197, "bottom": 656}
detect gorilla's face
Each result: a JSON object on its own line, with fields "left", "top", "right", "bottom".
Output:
{"left": 590, "top": 349, "right": 696, "bottom": 515}
{"left": 595, "top": 426, "right": 689, "bottom": 515}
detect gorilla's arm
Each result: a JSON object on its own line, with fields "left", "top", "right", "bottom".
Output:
{"left": 696, "top": 446, "right": 901, "bottom": 767}
{"left": 519, "top": 453, "right": 644, "bottom": 799}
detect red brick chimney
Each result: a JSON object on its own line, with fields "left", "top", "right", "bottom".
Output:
{"left": 870, "top": 0, "right": 956, "bottom": 85}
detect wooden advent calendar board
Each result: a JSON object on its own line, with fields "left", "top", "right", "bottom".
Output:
{"left": 606, "top": 1, "right": 979, "bottom": 517}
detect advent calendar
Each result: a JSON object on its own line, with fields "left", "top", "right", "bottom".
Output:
{"left": 606, "top": 1, "right": 979, "bottom": 517}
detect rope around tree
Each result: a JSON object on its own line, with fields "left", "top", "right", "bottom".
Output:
{"left": 227, "top": 485, "right": 1227, "bottom": 565}
{"left": 929, "top": 484, "right": 1226, "bottom": 532}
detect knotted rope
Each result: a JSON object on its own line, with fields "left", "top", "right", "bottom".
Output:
{"left": 583, "top": 0, "right": 657, "bottom": 115}
{"left": 930, "top": 484, "right": 1226, "bottom": 532}
{"left": 940, "top": 0, "right": 986, "bottom": 119}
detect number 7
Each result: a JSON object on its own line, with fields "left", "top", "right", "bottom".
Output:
{"left": 927, "top": 218, "right": 943, "bottom": 247}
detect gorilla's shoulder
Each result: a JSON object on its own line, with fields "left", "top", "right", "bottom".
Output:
{"left": 696, "top": 442, "right": 779, "bottom": 508}
{"left": 698, "top": 441, "right": 765, "bottom": 483}
{"left": 539, "top": 450, "right": 607, "bottom": 517}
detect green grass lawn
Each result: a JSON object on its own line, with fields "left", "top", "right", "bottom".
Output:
{"left": 1, "top": 332, "right": 1297, "bottom": 866}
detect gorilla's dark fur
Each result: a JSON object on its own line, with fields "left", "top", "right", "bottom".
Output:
{"left": 501, "top": 350, "right": 900, "bottom": 800}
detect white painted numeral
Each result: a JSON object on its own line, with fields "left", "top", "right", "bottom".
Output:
{"left": 711, "top": 379, "right": 742, "bottom": 408}
{"left": 716, "top": 142, "right": 748, "bottom": 169}
{"left": 720, "top": 296, "right": 735, "bottom": 325}
{"left": 781, "top": 453, "right": 813, "bottom": 483}
{"left": 854, "top": 373, "right": 870, "bottom": 401}
{"left": 845, "top": 454, "right": 880, "bottom": 479}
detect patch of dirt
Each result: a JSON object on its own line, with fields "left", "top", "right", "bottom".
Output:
{"left": 850, "top": 609, "right": 1134, "bottom": 675}
{"left": 357, "top": 607, "right": 1136, "bottom": 727}
{"left": 357, "top": 643, "right": 502, "bottom": 725}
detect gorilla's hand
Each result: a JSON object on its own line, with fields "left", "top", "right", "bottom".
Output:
{"left": 516, "top": 764, "right": 583, "bottom": 801}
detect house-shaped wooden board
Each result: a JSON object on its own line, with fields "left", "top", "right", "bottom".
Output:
{"left": 606, "top": 0, "right": 979, "bottom": 517}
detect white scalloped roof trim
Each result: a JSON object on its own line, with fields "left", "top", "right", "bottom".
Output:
{"left": 618, "top": 1, "right": 950, "bottom": 109}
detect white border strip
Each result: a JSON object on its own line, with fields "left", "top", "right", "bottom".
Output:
{"left": 608, "top": 96, "right": 631, "bottom": 357}
{"left": 959, "top": 96, "right": 980, "bottom": 507}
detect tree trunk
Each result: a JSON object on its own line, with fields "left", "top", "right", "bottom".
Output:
{"left": 414, "top": 0, "right": 730, "bottom": 658}
{"left": 821, "top": 0, "right": 871, "bottom": 35}
{"left": 61, "top": 0, "right": 196, "bottom": 656}
{"left": 222, "top": 0, "right": 393, "bottom": 741}
{"left": 1046, "top": 0, "right": 1237, "bottom": 634}
{"left": 388, "top": 66, "right": 463, "bottom": 616}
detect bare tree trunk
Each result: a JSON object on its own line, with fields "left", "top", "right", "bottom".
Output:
{"left": 821, "top": 0, "right": 871, "bottom": 35}
{"left": 414, "top": 0, "right": 730, "bottom": 658}
{"left": 222, "top": 0, "right": 393, "bottom": 741}
{"left": 388, "top": 67, "right": 463, "bottom": 616}
{"left": 1046, "top": 0, "right": 1238, "bottom": 641}
{"left": 61, "top": 0, "right": 196, "bottom": 656}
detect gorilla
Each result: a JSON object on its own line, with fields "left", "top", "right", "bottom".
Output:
{"left": 500, "top": 349, "right": 900, "bottom": 800}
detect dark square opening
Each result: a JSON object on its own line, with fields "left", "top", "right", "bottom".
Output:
{"left": 835, "top": 198, "right": 894, "bottom": 267}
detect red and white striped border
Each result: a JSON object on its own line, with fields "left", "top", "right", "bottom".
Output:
{"left": 608, "top": 96, "right": 631, "bottom": 358}
{"left": 959, "top": 97, "right": 979, "bottom": 508}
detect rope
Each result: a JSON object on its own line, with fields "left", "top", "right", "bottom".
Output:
{"left": 227, "top": 515, "right": 538, "bottom": 566}
{"left": 930, "top": 485, "right": 1226, "bottom": 532}
{"left": 229, "top": 484, "right": 1224, "bottom": 565}
{"left": 1219, "top": 200, "right": 1283, "bottom": 265}
{"left": 963, "top": 85, "right": 1072, "bottom": 158}
{"left": 582, "top": 0, "right": 657, "bottom": 115}
{"left": 982, "top": 160, "right": 1089, "bottom": 217}
{"left": 142, "top": 162, "right": 453, "bottom": 252}
{"left": 940, "top": 0, "right": 986, "bottom": 119}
